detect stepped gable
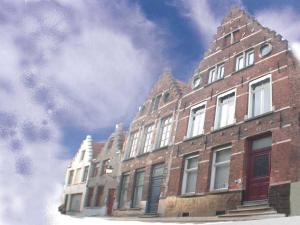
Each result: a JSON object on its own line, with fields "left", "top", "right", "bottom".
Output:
{"left": 197, "top": 5, "right": 289, "bottom": 73}
{"left": 92, "top": 142, "right": 105, "bottom": 158}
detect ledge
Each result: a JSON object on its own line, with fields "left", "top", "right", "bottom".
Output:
{"left": 177, "top": 189, "right": 242, "bottom": 198}
{"left": 152, "top": 145, "right": 168, "bottom": 152}
{"left": 183, "top": 134, "right": 204, "bottom": 143}
{"left": 122, "top": 157, "right": 135, "bottom": 162}
{"left": 211, "top": 123, "right": 236, "bottom": 133}
{"left": 244, "top": 111, "right": 274, "bottom": 122}
{"left": 136, "top": 152, "right": 150, "bottom": 158}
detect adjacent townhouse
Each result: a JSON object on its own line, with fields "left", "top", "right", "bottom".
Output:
{"left": 62, "top": 135, "right": 104, "bottom": 214}
{"left": 84, "top": 124, "right": 126, "bottom": 216}
{"left": 163, "top": 6, "right": 300, "bottom": 217}
{"left": 113, "top": 70, "right": 188, "bottom": 216}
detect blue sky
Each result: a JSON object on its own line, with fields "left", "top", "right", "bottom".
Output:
{"left": 1, "top": 0, "right": 300, "bottom": 224}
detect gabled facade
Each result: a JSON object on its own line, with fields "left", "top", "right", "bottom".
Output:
{"left": 163, "top": 6, "right": 300, "bottom": 217}
{"left": 62, "top": 135, "right": 104, "bottom": 214}
{"left": 83, "top": 124, "right": 126, "bottom": 216}
{"left": 113, "top": 70, "right": 187, "bottom": 216}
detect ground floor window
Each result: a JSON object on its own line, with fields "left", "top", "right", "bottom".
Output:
{"left": 86, "top": 187, "right": 94, "bottom": 207}
{"left": 95, "top": 186, "right": 104, "bottom": 207}
{"left": 181, "top": 155, "right": 199, "bottom": 194}
{"left": 132, "top": 169, "right": 145, "bottom": 208}
{"left": 210, "top": 146, "right": 231, "bottom": 191}
{"left": 118, "top": 174, "right": 129, "bottom": 208}
{"left": 69, "top": 194, "right": 82, "bottom": 212}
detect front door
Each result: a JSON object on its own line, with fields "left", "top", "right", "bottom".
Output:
{"left": 147, "top": 163, "right": 164, "bottom": 213}
{"left": 107, "top": 189, "right": 115, "bottom": 216}
{"left": 246, "top": 135, "right": 272, "bottom": 201}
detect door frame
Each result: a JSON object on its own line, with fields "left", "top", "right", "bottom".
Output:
{"left": 245, "top": 133, "right": 272, "bottom": 201}
{"left": 146, "top": 162, "right": 164, "bottom": 213}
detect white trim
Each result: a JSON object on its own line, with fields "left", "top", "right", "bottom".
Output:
{"left": 214, "top": 89, "right": 237, "bottom": 130}
{"left": 210, "top": 146, "right": 231, "bottom": 191}
{"left": 187, "top": 101, "right": 207, "bottom": 138}
{"left": 247, "top": 74, "right": 272, "bottom": 119}
{"left": 181, "top": 154, "right": 199, "bottom": 195}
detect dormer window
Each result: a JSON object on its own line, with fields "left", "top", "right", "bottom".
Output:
{"left": 208, "top": 63, "right": 224, "bottom": 84}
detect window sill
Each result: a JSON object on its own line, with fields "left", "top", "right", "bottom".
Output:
{"left": 152, "top": 145, "right": 168, "bottom": 152}
{"left": 244, "top": 111, "right": 273, "bottom": 122}
{"left": 209, "top": 188, "right": 229, "bottom": 194}
{"left": 231, "top": 63, "right": 255, "bottom": 75}
{"left": 136, "top": 152, "right": 150, "bottom": 158}
{"left": 179, "top": 193, "right": 200, "bottom": 198}
{"left": 183, "top": 134, "right": 204, "bottom": 142}
{"left": 122, "top": 157, "right": 135, "bottom": 162}
{"left": 211, "top": 123, "right": 236, "bottom": 133}
{"left": 129, "top": 207, "right": 142, "bottom": 211}
{"left": 204, "top": 77, "right": 224, "bottom": 87}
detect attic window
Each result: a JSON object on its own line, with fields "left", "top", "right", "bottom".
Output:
{"left": 163, "top": 91, "right": 170, "bottom": 102}
{"left": 150, "top": 94, "right": 162, "bottom": 112}
{"left": 260, "top": 43, "right": 272, "bottom": 58}
{"left": 223, "top": 30, "right": 240, "bottom": 48}
{"left": 192, "top": 75, "right": 201, "bottom": 89}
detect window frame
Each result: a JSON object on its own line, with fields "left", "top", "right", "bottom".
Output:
{"left": 131, "top": 169, "right": 145, "bottom": 208}
{"left": 210, "top": 146, "right": 231, "bottom": 191}
{"left": 248, "top": 74, "right": 272, "bottom": 118}
{"left": 235, "top": 49, "right": 255, "bottom": 72}
{"left": 181, "top": 154, "right": 199, "bottom": 194}
{"left": 67, "top": 170, "right": 74, "bottom": 185}
{"left": 140, "top": 124, "right": 154, "bottom": 154}
{"left": 125, "top": 130, "right": 140, "bottom": 159}
{"left": 187, "top": 101, "right": 207, "bottom": 138}
{"left": 118, "top": 173, "right": 129, "bottom": 209}
{"left": 81, "top": 165, "right": 89, "bottom": 182}
{"left": 80, "top": 150, "right": 85, "bottom": 161}
{"left": 208, "top": 63, "right": 225, "bottom": 84}
{"left": 157, "top": 115, "right": 173, "bottom": 148}
{"left": 214, "top": 89, "right": 237, "bottom": 130}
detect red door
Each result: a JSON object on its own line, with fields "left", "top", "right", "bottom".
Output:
{"left": 246, "top": 136, "right": 272, "bottom": 201}
{"left": 107, "top": 189, "right": 115, "bottom": 216}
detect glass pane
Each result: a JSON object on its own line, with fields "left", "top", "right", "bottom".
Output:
{"left": 253, "top": 154, "right": 269, "bottom": 177}
{"left": 252, "top": 136, "right": 272, "bottom": 150}
{"left": 214, "top": 164, "right": 229, "bottom": 189}
{"left": 186, "top": 171, "right": 197, "bottom": 193}
{"left": 187, "top": 157, "right": 198, "bottom": 169}
{"left": 263, "top": 81, "right": 271, "bottom": 113}
{"left": 216, "top": 148, "right": 231, "bottom": 163}
{"left": 218, "top": 64, "right": 224, "bottom": 79}
{"left": 152, "top": 164, "right": 164, "bottom": 177}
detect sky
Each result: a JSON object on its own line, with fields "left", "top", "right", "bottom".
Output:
{"left": 0, "top": 0, "right": 300, "bottom": 225}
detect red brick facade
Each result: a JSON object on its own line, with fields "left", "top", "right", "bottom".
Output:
{"left": 114, "top": 6, "right": 300, "bottom": 217}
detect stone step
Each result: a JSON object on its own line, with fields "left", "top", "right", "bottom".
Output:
{"left": 219, "top": 210, "right": 284, "bottom": 218}
{"left": 139, "top": 213, "right": 159, "bottom": 218}
{"left": 228, "top": 206, "right": 274, "bottom": 214}
{"left": 237, "top": 203, "right": 270, "bottom": 209}
{"left": 242, "top": 200, "right": 269, "bottom": 206}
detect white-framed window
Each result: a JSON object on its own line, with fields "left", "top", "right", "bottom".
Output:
{"left": 248, "top": 74, "right": 272, "bottom": 118}
{"left": 157, "top": 116, "right": 173, "bottom": 148}
{"left": 181, "top": 155, "right": 199, "bottom": 194}
{"left": 80, "top": 150, "right": 85, "bottom": 161}
{"left": 187, "top": 102, "right": 206, "bottom": 138}
{"left": 214, "top": 89, "right": 236, "bottom": 129}
{"left": 67, "top": 170, "right": 74, "bottom": 185}
{"left": 141, "top": 124, "right": 154, "bottom": 154}
{"left": 81, "top": 166, "right": 89, "bottom": 182}
{"left": 192, "top": 75, "right": 202, "bottom": 89}
{"left": 150, "top": 94, "right": 162, "bottom": 112}
{"left": 208, "top": 63, "right": 224, "bottom": 84}
{"left": 74, "top": 168, "right": 82, "bottom": 184}
{"left": 210, "top": 146, "right": 231, "bottom": 191}
{"left": 235, "top": 49, "right": 254, "bottom": 71}
{"left": 126, "top": 131, "right": 139, "bottom": 158}
{"left": 132, "top": 169, "right": 145, "bottom": 208}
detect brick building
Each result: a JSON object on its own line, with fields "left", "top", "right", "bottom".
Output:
{"left": 113, "top": 70, "right": 188, "bottom": 216}
{"left": 115, "top": 6, "right": 300, "bottom": 217}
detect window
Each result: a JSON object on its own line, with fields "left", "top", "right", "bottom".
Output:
{"left": 208, "top": 63, "right": 224, "bottom": 84}
{"left": 132, "top": 170, "right": 145, "bottom": 208}
{"left": 192, "top": 76, "right": 201, "bottom": 89}
{"left": 74, "top": 168, "right": 81, "bottom": 184}
{"left": 91, "top": 162, "right": 100, "bottom": 177}
{"left": 150, "top": 94, "right": 162, "bottom": 112}
{"left": 80, "top": 150, "right": 85, "bottom": 161}
{"left": 86, "top": 187, "right": 94, "bottom": 207}
{"left": 181, "top": 155, "right": 199, "bottom": 194}
{"left": 260, "top": 43, "right": 272, "bottom": 57}
{"left": 141, "top": 124, "right": 154, "bottom": 154}
{"left": 235, "top": 49, "right": 254, "bottom": 71}
{"left": 100, "top": 159, "right": 110, "bottom": 175}
{"left": 210, "top": 146, "right": 231, "bottom": 190}
{"left": 67, "top": 170, "right": 74, "bottom": 185}
{"left": 81, "top": 166, "right": 89, "bottom": 182}
{"left": 118, "top": 174, "right": 129, "bottom": 208}
{"left": 215, "top": 90, "right": 236, "bottom": 129}
{"left": 248, "top": 75, "right": 272, "bottom": 118}
{"left": 158, "top": 116, "right": 173, "bottom": 148}
{"left": 187, "top": 103, "right": 206, "bottom": 137}
{"left": 223, "top": 30, "right": 240, "bottom": 47}
{"left": 95, "top": 186, "right": 104, "bottom": 207}
{"left": 252, "top": 136, "right": 272, "bottom": 151}
{"left": 126, "top": 131, "right": 139, "bottom": 158}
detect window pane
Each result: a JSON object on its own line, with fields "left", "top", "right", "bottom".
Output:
{"left": 252, "top": 136, "right": 272, "bottom": 150}
{"left": 216, "top": 148, "right": 231, "bottom": 163}
{"left": 253, "top": 154, "right": 269, "bottom": 177}
{"left": 217, "top": 64, "right": 224, "bottom": 79}
{"left": 187, "top": 157, "right": 198, "bottom": 169}
{"left": 246, "top": 50, "right": 254, "bottom": 66}
{"left": 186, "top": 171, "right": 197, "bottom": 193}
{"left": 159, "top": 117, "right": 172, "bottom": 147}
{"left": 236, "top": 55, "right": 244, "bottom": 71}
{"left": 119, "top": 175, "right": 129, "bottom": 208}
{"left": 217, "top": 93, "right": 235, "bottom": 128}
{"left": 214, "top": 164, "right": 229, "bottom": 189}
{"left": 132, "top": 171, "right": 145, "bottom": 208}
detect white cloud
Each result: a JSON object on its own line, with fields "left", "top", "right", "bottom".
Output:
{"left": 0, "top": 0, "right": 167, "bottom": 224}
